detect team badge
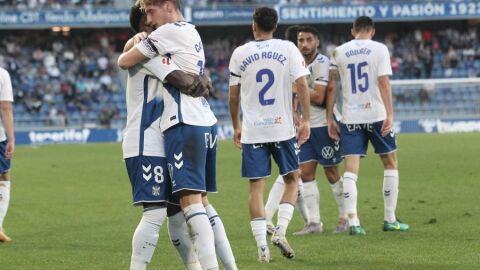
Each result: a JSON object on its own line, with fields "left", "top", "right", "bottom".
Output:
{"left": 152, "top": 185, "right": 160, "bottom": 196}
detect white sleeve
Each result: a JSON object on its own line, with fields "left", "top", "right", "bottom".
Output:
{"left": 377, "top": 45, "right": 393, "bottom": 77}
{"left": 289, "top": 43, "right": 310, "bottom": 81}
{"left": 0, "top": 70, "right": 14, "bottom": 102}
{"left": 143, "top": 56, "right": 181, "bottom": 82}
{"left": 135, "top": 26, "right": 172, "bottom": 59}
{"left": 314, "top": 56, "right": 330, "bottom": 86}
{"left": 228, "top": 48, "right": 241, "bottom": 86}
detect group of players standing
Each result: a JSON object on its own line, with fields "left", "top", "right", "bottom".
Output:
{"left": 118, "top": 1, "right": 409, "bottom": 269}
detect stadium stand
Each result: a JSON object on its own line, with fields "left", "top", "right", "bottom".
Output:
{"left": 0, "top": 2, "right": 479, "bottom": 128}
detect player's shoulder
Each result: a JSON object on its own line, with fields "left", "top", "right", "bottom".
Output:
{"left": 150, "top": 21, "right": 194, "bottom": 37}
{"left": 0, "top": 67, "right": 10, "bottom": 81}
{"left": 315, "top": 53, "right": 330, "bottom": 64}
{"left": 369, "top": 40, "right": 388, "bottom": 50}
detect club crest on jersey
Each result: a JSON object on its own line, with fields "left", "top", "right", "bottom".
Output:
{"left": 275, "top": 116, "right": 282, "bottom": 124}
{"left": 152, "top": 185, "right": 161, "bottom": 196}
{"left": 162, "top": 57, "right": 171, "bottom": 65}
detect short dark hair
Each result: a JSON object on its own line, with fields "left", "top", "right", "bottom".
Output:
{"left": 353, "top": 16, "right": 374, "bottom": 32}
{"left": 253, "top": 7, "right": 278, "bottom": 32}
{"left": 129, "top": 5, "right": 144, "bottom": 33}
{"left": 285, "top": 25, "right": 300, "bottom": 45}
{"left": 297, "top": 26, "right": 319, "bottom": 39}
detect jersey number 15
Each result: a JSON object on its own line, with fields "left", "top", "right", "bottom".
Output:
{"left": 347, "top": 61, "right": 369, "bottom": 94}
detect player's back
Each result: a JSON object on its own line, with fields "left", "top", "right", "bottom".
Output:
{"left": 230, "top": 39, "right": 308, "bottom": 143}
{"left": 143, "top": 21, "right": 217, "bottom": 131}
{"left": 333, "top": 39, "right": 392, "bottom": 124}
{"left": 123, "top": 63, "right": 165, "bottom": 159}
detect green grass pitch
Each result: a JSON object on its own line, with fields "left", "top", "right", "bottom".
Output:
{"left": 1, "top": 133, "right": 479, "bottom": 269}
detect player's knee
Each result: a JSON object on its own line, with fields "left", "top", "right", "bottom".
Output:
{"left": 283, "top": 171, "right": 299, "bottom": 185}
{"left": 381, "top": 153, "right": 397, "bottom": 169}
{"left": 167, "top": 203, "right": 182, "bottom": 217}
{"left": 301, "top": 170, "right": 315, "bottom": 182}
{"left": 0, "top": 172, "right": 10, "bottom": 181}
{"left": 324, "top": 167, "right": 340, "bottom": 183}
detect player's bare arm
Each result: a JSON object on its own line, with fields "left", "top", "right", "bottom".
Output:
{"left": 295, "top": 75, "right": 311, "bottom": 145}
{"left": 118, "top": 47, "right": 148, "bottom": 70}
{"left": 0, "top": 101, "right": 14, "bottom": 160}
{"left": 326, "top": 69, "right": 340, "bottom": 141}
{"left": 123, "top": 32, "right": 149, "bottom": 53}
{"left": 165, "top": 71, "right": 211, "bottom": 98}
{"left": 378, "top": 75, "right": 394, "bottom": 137}
{"left": 309, "top": 83, "right": 327, "bottom": 107}
{"left": 228, "top": 84, "right": 242, "bottom": 149}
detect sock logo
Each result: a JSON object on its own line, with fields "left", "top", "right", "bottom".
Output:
{"left": 343, "top": 192, "right": 350, "bottom": 198}
{"left": 384, "top": 190, "right": 391, "bottom": 197}
{"left": 209, "top": 217, "right": 216, "bottom": 227}
{"left": 171, "top": 239, "right": 181, "bottom": 246}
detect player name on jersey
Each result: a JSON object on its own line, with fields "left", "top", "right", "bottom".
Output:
{"left": 239, "top": 51, "right": 287, "bottom": 72}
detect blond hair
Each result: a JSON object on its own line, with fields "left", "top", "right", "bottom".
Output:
{"left": 136, "top": 0, "right": 180, "bottom": 11}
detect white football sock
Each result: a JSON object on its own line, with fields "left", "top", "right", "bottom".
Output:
{"left": 330, "top": 177, "right": 346, "bottom": 219}
{"left": 302, "top": 180, "right": 320, "bottom": 224}
{"left": 277, "top": 203, "right": 295, "bottom": 236}
{"left": 184, "top": 203, "right": 218, "bottom": 270}
{"left": 250, "top": 218, "right": 267, "bottom": 248}
{"left": 205, "top": 204, "right": 237, "bottom": 270}
{"left": 130, "top": 207, "right": 167, "bottom": 270}
{"left": 0, "top": 180, "right": 11, "bottom": 230}
{"left": 168, "top": 211, "right": 201, "bottom": 270}
{"left": 343, "top": 172, "right": 360, "bottom": 226}
{"left": 383, "top": 170, "right": 399, "bottom": 223}
{"left": 296, "top": 179, "right": 309, "bottom": 225}
{"left": 265, "top": 175, "right": 284, "bottom": 225}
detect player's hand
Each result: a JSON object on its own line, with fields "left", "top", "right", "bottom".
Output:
{"left": 5, "top": 140, "right": 14, "bottom": 160}
{"left": 328, "top": 119, "right": 340, "bottom": 141}
{"left": 297, "top": 121, "right": 310, "bottom": 146}
{"left": 233, "top": 128, "right": 242, "bottom": 149}
{"left": 293, "top": 111, "right": 302, "bottom": 129}
{"left": 381, "top": 115, "right": 393, "bottom": 137}
{"left": 184, "top": 74, "right": 210, "bottom": 98}
{"left": 133, "top": 32, "right": 148, "bottom": 44}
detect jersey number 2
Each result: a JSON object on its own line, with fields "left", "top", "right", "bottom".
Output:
{"left": 257, "top": 69, "right": 275, "bottom": 106}
{"left": 347, "top": 61, "right": 369, "bottom": 94}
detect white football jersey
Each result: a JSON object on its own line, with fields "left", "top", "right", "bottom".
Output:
{"left": 307, "top": 53, "right": 341, "bottom": 127}
{"left": 122, "top": 58, "right": 179, "bottom": 159}
{"left": 136, "top": 21, "right": 217, "bottom": 131}
{"left": 332, "top": 39, "right": 392, "bottom": 124}
{"left": 0, "top": 67, "right": 14, "bottom": 142}
{"left": 229, "top": 39, "right": 310, "bottom": 144}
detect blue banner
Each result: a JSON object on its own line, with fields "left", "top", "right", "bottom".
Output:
{"left": 0, "top": 8, "right": 130, "bottom": 29}
{"left": 16, "top": 128, "right": 122, "bottom": 145}
{"left": 279, "top": 1, "right": 480, "bottom": 23}
{"left": 14, "top": 119, "right": 480, "bottom": 145}
{"left": 1, "top": 1, "right": 479, "bottom": 28}
{"left": 189, "top": 6, "right": 257, "bottom": 25}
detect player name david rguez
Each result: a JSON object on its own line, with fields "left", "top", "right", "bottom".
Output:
{"left": 240, "top": 51, "right": 287, "bottom": 71}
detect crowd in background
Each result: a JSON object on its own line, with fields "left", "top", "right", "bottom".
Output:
{"left": 0, "top": 0, "right": 113, "bottom": 9}
{"left": 0, "top": 25, "right": 479, "bottom": 128}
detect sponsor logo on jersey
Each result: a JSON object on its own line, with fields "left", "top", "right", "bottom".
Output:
{"left": 321, "top": 146, "right": 334, "bottom": 159}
